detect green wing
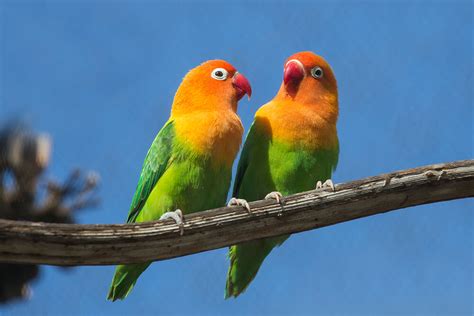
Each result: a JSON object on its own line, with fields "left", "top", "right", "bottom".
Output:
{"left": 232, "top": 122, "right": 256, "bottom": 198}
{"left": 226, "top": 119, "right": 340, "bottom": 298}
{"left": 126, "top": 120, "right": 175, "bottom": 223}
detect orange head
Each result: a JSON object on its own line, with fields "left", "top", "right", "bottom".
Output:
{"left": 171, "top": 60, "right": 251, "bottom": 117}
{"left": 275, "top": 51, "right": 338, "bottom": 122}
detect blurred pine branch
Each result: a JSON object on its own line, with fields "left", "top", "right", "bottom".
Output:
{"left": 0, "top": 123, "right": 100, "bottom": 304}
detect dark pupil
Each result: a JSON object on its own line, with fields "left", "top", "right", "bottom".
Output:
{"left": 215, "top": 71, "right": 223, "bottom": 77}
{"left": 315, "top": 69, "right": 322, "bottom": 76}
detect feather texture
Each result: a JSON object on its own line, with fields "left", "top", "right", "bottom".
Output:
{"left": 226, "top": 52, "right": 339, "bottom": 298}
{"left": 108, "top": 60, "right": 246, "bottom": 301}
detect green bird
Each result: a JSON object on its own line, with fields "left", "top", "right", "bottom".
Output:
{"left": 107, "top": 60, "right": 251, "bottom": 301}
{"left": 226, "top": 51, "right": 339, "bottom": 298}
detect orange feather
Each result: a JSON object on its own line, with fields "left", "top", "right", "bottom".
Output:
{"left": 257, "top": 52, "right": 339, "bottom": 150}
{"left": 170, "top": 60, "right": 244, "bottom": 168}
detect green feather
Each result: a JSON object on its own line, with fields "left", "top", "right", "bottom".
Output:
{"left": 108, "top": 120, "right": 233, "bottom": 301}
{"left": 107, "top": 263, "right": 150, "bottom": 301}
{"left": 127, "top": 120, "right": 175, "bottom": 223}
{"left": 225, "top": 117, "right": 339, "bottom": 298}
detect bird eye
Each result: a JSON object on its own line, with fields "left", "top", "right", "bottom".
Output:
{"left": 311, "top": 66, "right": 324, "bottom": 79}
{"left": 211, "top": 68, "right": 228, "bottom": 81}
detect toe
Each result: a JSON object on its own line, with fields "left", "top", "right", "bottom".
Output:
{"left": 265, "top": 191, "right": 283, "bottom": 204}
{"left": 323, "top": 179, "right": 335, "bottom": 192}
{"left": 227, "top": 197, "right": 238, "bottom": 207}
{"left": 159, "top": 210, "right": 183, "bottom": 225}
{"left": 243, "top": 200, "right": 250, "bottom": 213}
{"left": 228, "top": 198, "right": 251, "bottom": 213}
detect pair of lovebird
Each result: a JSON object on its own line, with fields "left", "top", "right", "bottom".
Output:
{"left": 107, "top": 51, "right": 339, "bottom": 301}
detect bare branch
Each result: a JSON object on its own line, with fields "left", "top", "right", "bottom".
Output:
{"left": 0, "top": 160, "right": 472, "bottom": 266}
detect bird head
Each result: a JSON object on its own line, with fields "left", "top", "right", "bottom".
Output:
{"left": 172, "top": 60, "right": 251, "bottom": 115}
{"left": 280, "top": 51, "right": 337, "bottom": 103}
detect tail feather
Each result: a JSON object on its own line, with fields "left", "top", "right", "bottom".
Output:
{"left": 107, "top": 262, "right": 150, "bottom": 301}
{"left": 225, "top": 235, "right": 288, "bottom": 298}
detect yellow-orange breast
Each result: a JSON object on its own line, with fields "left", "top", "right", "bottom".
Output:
{"left": 172, "top": 110, "right": 244, "bottom": 168}
{"left": 255, "top": 100, "right": 338, "bottom": 150}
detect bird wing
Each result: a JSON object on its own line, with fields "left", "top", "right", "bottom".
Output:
{"left": 232, "top": 121, "right": 257, "bottom": 198}
{"left": 126, "top": 120, "right": 175, "bottom": 223}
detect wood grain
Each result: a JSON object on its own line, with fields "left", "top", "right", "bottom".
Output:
{"left": 0, "top": 160, "right": 472, "bottom": 266}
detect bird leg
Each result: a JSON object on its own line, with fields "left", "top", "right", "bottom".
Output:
{"left": 227, "top": 197, "right": 251, "bottom": 213}
{"left": 315, "top": 179, "right": 336, "bottom": 192}
{"left": 264, "top": 191, "right": 283, "bottom": 204}
{"left": 159, "top": 209, "right": 185, "bottom": 235}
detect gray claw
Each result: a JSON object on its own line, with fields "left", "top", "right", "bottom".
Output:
{"left": 160, "top": 209, "right": 184, "bottom": 235}
{"left": 316, "top": 179, "right": 336, "bottom": 192}
{"left": 228, "top": 197, "right": 251, "bottom": 213}
{"left": 265, "top": 191, "right": 283, "bottom": 204}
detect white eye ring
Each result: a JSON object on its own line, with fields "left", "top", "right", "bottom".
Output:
{"left": 311, "top": 66, "right": 324, "bottom": 79}
{"left": 211, "top": 68, "right": 228, "bottom": 80}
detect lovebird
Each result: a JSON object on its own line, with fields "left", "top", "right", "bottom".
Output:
{"left": 226, "top": 51, "right": 339, "bottom": 298}
{"left": 107, "top": 60, "right": 251, "bottom": 301}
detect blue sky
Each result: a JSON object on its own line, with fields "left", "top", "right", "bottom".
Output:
{"left": 1, "top": 1, "right": 472, "bottom": 315}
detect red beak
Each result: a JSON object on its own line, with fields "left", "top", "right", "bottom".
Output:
{"left": 232, "top": 72, "right": 252, "bottom": 101}
{"left": 284, "top": 60, "right": 305, "bottom": 86}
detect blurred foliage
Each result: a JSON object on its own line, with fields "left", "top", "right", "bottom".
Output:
{"left": 0, "top": 123, "right": 99, "bottom": 304}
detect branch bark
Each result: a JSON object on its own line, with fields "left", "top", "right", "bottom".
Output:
{"left": 0, "top": 160, "right": 472, "bottom": 266}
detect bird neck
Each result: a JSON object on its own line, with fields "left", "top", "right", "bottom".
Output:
{"left": 172, "top": 110, "right": 243, "bottom": 169}
{"left": 274, "top": 83, "right": 339, "bottom": 125}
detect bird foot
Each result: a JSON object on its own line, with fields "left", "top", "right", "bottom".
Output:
{"left": 265, "top": 191, "right": 283, "bottom": 204}
{"left": 228, "top": 197, "right": 251, "bottom": 213}
{"left": 160, "top": 209, "right": 185, "bottom": 235}
{"left": 316, "top": 179, "right": 336, "bottom": 192}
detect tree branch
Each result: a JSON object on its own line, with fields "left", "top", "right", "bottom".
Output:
{"left": 0, "top": 160, "right": 472, "bottom": 266}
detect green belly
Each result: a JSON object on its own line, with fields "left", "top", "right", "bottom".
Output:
{"left": 137, "top": 159, "right": 231, "bottom": 222}
{"left": 237, "top": 141, "right": 337, "bottom": 201}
